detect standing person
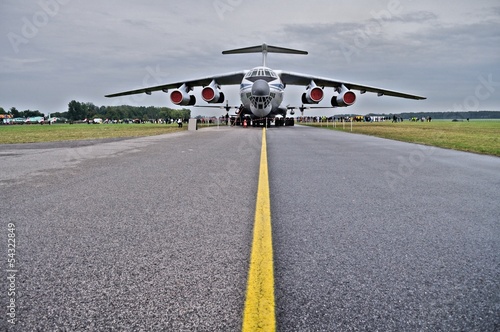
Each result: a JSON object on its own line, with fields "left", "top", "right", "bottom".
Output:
{"left": 177, "top": 119, "right": 182, "bottom": 128}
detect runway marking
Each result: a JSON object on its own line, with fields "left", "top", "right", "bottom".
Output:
{"left": 242, "top": 128, "right": 276, "bottom": 332}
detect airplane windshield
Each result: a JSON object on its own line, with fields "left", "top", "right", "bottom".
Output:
{"left": 245, "top": 68, "right": 277, "bottom": 82}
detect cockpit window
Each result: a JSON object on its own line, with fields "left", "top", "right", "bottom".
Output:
{"left": 245, "top": 68, "right": 277, "bottom": 82}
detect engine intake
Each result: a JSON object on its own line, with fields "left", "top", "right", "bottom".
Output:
{"left": 170, "top": 84, "right": 196, "bottom": 106}
{"left": 201, "top": 80, "right": 225, "bottom": 103}
{"left": 170, "top": 90, "right": 196, "bottom": 106}
{"left": 302, "top": 80, "right": 324, "bottom": 104}
{"left": 331, "top": 86, "right": 356, "bottom": 107}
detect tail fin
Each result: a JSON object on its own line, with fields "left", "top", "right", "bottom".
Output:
{"left": 222, "top": 43, "right": 307, "bottom": 67}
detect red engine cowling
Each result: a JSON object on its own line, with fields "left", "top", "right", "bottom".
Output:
{"left": 170, "top": 89, "right": 196, "bottom": 106}
{"left": 331, "top": 90, "right": 356, "bottom": 107}
{"left": 201, "top": 86, "right": 225, "bottom": 103}
{"left": 302, "top": 85, "right": 324, "bottom": 104}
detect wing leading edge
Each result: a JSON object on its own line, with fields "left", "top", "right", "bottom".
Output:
{"left": 105, "top": 71, "right": 247, "bottom": 98}
{"left": 277, "top": 71, "right": 426, "bottom": 100}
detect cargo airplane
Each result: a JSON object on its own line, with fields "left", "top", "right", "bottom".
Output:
{"left": 105, "top": 44, "right": 425, "bottom": 126}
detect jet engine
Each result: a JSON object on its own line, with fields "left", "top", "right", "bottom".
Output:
{"left": 170, "top": 84, "right": 196, "bottom": 106}
{"left": 331, "top": 85, "right": 356, "bottom": 107}
{"left": 201, "top": 80, "right": 225, "bottom": 103}
{"left": 301, "top": 80, "right": 324, "bottom": 104}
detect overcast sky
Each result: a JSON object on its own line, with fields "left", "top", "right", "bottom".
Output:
{"left": 1, "top": 0, "right": 499, "bottom": 117}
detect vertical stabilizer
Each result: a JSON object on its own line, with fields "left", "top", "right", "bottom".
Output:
{"left": 222, "top": 43, "right": 308, "bottom": 67}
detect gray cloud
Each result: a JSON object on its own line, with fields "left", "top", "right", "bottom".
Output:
{"left": 1, "top": 0, "right": 498, "bottom": 115}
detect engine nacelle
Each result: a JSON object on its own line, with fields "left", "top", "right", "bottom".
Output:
{"left": 201, "top": 86, "right": 225, "bottom": 103}
{"left": 331, "top": 89, "right": 356, "bottom": 107}
{"left": 170, "top": 88, "right": 196, "bottom": 106}
{"left": 301, "top": 85, "right": 324, "bottom": 104}
{"left": 290, "top": 109, "right": 295, "bottom": 115}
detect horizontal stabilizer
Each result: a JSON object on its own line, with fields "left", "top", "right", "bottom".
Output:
{"left": 222, "top": 43, "right": 308, "bottom": 55}
{"left": 223, "top": 43, "right": 307, "bottom": 67}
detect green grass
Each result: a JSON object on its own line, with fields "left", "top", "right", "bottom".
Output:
{"left": 3, "top": 121, "right": 499, "bottom": 157}
{"left": 0, "top": 123, "right": 187, "bottom": 144}
{"left": 305, "top": 120, "right": 500, "bottom": 157}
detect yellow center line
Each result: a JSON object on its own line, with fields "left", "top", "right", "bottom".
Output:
{"left": 242, "top": 127, "right": 276, "bottom": 332}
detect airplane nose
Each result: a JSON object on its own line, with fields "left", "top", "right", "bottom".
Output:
{"left": 251, "top": 79, "right": 270, "bottom": 96}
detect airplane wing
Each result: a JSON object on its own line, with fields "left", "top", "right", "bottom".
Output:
{"left": 276, "top": 71, "right": 426, "bottom": 100}
{"left": 105, "top": 71, "right": 247, "bottom": 97}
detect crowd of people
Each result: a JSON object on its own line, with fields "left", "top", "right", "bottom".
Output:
{"left": 297, "top": 115, "right": 437, "bottom": 123}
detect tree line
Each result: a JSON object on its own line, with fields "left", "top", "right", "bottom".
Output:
{"left": 2, "top": 104, "right": 499, "bottom": 121}
{"left": 0, "top": 107, "right": 44, "bottom": 118}
{"left": 65, "top": 101, "right": 191, "bottom": 121}
{"left": 0, "top": 102, "right": 191, "bottom": 122}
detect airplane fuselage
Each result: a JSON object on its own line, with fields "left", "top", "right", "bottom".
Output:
{"left": 240, "top": 66, "right": 285, "bottom": 118}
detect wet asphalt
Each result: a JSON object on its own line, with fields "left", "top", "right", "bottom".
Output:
{"left": 0, "top": 125, "right": 498, "bottom": 331}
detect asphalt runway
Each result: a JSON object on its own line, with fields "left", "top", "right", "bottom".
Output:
{"left": 267, "top": 126, "right": 499, "bottom": 331}
{"left": 1, "top": 125, "right": 499, "bottom": 331}
{"left": 1, "top": 128, "right": 261, "bottom": 331}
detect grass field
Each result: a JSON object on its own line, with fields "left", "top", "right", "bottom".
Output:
{"left": 0, "top": 123, "right": 187, "bottom": 144}
{"left": 305, "top": 120, "right": 500, "bottom": 157}
{"left": 2, "top": 121, "right": 499, "bottom": 157}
